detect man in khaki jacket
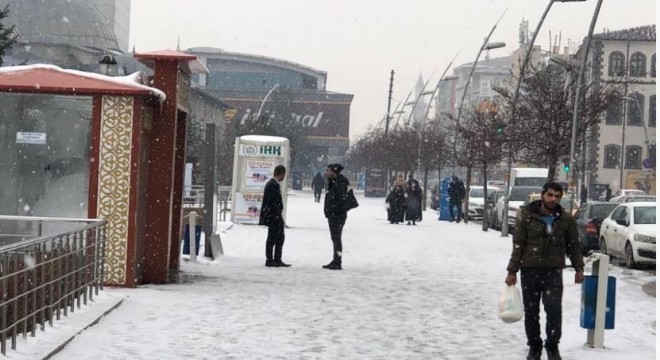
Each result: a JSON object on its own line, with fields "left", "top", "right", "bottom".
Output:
{"left": 505, "top": 182, "right": 585, "bottom": 360}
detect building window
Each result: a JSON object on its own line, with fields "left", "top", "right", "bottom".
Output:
{"left": 650, "top": 95, "right": 656, "bottom": 128}
{"left": 605, "top": 99, "right": 622, "bottom": 125}
{"left": 625, "top": 145, "right": 642, "bottom": 169}
{"left": 603, "top": 144, "right": 620, "bottom": 168}
{"left": 627, "top": 93, "right": 644, "bottom": 126}
{"left": 608, "top": 51, "right": 626, "bottom": 77}
{"left": 629, "top": 52, "right": 646, "bottom": 77}
{"left": 652, "top": 54, "right": 656, "bottom": 78}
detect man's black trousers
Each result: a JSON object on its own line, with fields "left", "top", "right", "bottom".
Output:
{"left": 265, "top": 219, "right": 285, "bottom": 261}
{"left": 520, "top": 268, "right": 564, "bottom": 349}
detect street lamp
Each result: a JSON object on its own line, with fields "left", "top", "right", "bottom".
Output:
{"left": 98, "top": 53, "right": 117, "bottom": 76}
{"left": 255, "top": 83, "right": 281, "bottom": 120}
{"left": 500, "top": 0, "right": 588, "bottom": 236}
{"left": 455, "top": 41, "right": 506, "bottom": 125}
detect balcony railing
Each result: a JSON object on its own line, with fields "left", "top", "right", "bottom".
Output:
{"left": 0, "top": 215, "right": 108, "bottom": 355}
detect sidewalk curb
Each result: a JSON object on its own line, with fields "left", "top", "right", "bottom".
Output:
{"left": 42, "top": 296, "right": 124, "bottom": 360}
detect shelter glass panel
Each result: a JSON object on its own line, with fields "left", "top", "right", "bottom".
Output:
{"left": 0, "top": 93, "right": 92, "bottom": 218}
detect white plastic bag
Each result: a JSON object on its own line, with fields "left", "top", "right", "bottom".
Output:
{"left": 497, "top": 284, "right": 523, "bottom": 323}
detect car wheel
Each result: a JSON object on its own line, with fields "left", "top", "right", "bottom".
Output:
{"left": 625, "top": 242, "right": 637, "bottom": 269}
{"left": 599, "top": 238, "right": 608, "bottom": 256}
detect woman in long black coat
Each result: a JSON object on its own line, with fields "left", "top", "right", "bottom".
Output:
{"left": 405, "top": 180, "right": 422, "bottom": 225}
{"left": 386, "top": 184, "right": 407, "bottom": 224}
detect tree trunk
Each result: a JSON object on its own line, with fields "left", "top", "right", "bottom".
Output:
{"left": 464, "top": 165, "right": 472, "bottom": 224}
{"left": 422, "top": 162, "right": 429, "bottom": 211}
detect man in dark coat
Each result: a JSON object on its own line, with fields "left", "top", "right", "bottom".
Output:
{"left": 505, "top": 182, "right": 584, "bottom": 360}
{"left": 259, "top": 165, "right": 291, "bottom": 267}
{"left": 323, "top": 163, "right": 349, "bottom": 270}
{"left": 447, "top": 176, "right": 465, "bottom": 223}
{"left": 311, "top": 172, "right": 325, "bottom": 202}
{"left": 386, "top": 184, "right": 407, "bottom": 224}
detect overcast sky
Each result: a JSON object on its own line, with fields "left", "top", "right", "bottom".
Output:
{"left": 130, "top": 0, "right": 656, "bottom": 138}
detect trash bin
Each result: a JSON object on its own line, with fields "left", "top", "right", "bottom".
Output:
{"left": 292, "top": 172, "right": 303, "bottom": 190}
{"left": 182, "top": 224, "right": 202, "bottom": 255}
{"left": 580, "top": 275, "right": 616, "bottom": 329}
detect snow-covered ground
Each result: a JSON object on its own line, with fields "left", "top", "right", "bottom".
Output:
{"left": 13, "top": 191, "right": 657, "bottom": 359}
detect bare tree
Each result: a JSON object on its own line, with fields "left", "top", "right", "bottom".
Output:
{"left": 493, "top": 62, "right": 621, "bottom": 181}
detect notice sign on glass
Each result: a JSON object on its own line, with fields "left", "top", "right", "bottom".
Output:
{"left": 16, "top": 132, "right": 47, "bottom": 145}
{"left": 244, "top": 159, "right": 275, "bottom": 189}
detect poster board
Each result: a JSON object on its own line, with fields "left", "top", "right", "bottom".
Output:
{"left": 231, "top": 135, "right": 290, "bottom": 224}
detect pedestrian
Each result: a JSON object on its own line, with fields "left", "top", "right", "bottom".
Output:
{"left": 447, "top": 176, "right": 465, "bottom": 223}
{"left": 311, "top": 172, "right": 325, "bottom": 202}
{"left": 605, "top": 185, "right": 612, "bottom": 201}
{"left": 580, "top": 185, "right": 588, "bottom": 205}
{"left": 504, "top": 181, "right": 584, "bottom": 360}
{"left": 323, "top": 163, "right": 350, "bottom": 270}
{"left": 405, "top": 174, "right": 422, "bottom": 225}
{"left": 386, "top": 183, "right": 407, "bottom": 224}
{"left": 259, "top": 165, "right": 291, "bottom": 268}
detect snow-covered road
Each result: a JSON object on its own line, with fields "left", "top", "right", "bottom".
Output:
{"left": 45, "top": 191, "right": 655, "bottom": 359}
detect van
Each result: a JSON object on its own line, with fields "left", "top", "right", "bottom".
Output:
{"left": 509, "top": 168, "right": 548, "bottom": 188}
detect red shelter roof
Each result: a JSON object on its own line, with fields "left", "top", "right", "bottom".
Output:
{"left": 0, "top": 64, "right": 165, "bottom": 100}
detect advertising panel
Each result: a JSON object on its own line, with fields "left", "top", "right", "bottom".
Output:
{"left": 231, "top": 135, "right": 290, "bottom": 224}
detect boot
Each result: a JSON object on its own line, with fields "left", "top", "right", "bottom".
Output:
{"left": 545, "top": 345, "right": 561, "bottom": 360}
{"left": 526, "top": 346, "right": 542, "bottom": 360}
{"left": 322, "top": 262, "right": 342, "bottom": 270}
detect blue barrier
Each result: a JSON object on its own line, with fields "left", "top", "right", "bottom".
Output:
{"left": 580, "top": 275, "right": 616, "bottom": 329}
{"left": 182, "top": 224, "right": 202, "bottom": 255}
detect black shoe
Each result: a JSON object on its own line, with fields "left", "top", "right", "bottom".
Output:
{"left": 545, "top": 346, "right": 561, "bottom": 360}
{"left": 322, "top": 262, "right": 342, "bottom": 270}
{"left": 407, "top": 221, "right": 411, "bottom": 225}
{"left": 412, "top": 221, "right": 416, "bottom": 225}
{"left": 274, "top": 260, "right": 291, "bottom": 267}
{"left": 265, "top": 260, "right": 277, "bottom": 267}
{"left": 526, "top": 346, "right": 542, "bottom": 360}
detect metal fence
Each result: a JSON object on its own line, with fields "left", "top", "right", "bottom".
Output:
{"left": 0, "top": 215, "right": 108, "bottom": 355}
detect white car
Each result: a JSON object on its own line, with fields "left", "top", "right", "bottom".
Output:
{"left": 599, "top": 202, "right": 656, "bottom": 268}
{"left": 466, "top": 186, "right": 500, "bottom": 220}
{"left": 609, "top": 189, "right": 646, "bottom": 203}
{"left": 492, "top": 186, "right": 541, "bottom": 231}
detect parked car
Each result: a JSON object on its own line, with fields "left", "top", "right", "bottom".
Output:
{"left": 574, "top": 202, "right": 619, "bottom": 255}
{"left": 466, "top": 186, "right": 500, "bottom": 220}
{"left": 600, "top": 202, "right": 656, "bottom": 268}
{"left": 492, "top": 186, "right": 540, "bottom": 232}
{"left": 609, "top": 189, "right": 646, "bottom": 203}
{"left": 612, "top": 195, "right": 656, "bottom": 203}
{"left": 487, "top": 189, "right": 506, "bottom": 229}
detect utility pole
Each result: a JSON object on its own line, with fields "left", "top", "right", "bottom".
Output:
{"left": 386, "top": 70, "right": 394, "bottom": 134}
{"left": 385, "top": 70, "right": 395, "bottom": 194}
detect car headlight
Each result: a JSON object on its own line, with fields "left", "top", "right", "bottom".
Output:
{"left": 634, "top": 234, "right": 656, "bottom": 244}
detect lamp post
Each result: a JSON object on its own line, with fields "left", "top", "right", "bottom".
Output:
{"left": 500, "top": 0, "right": 587, "bottom": 236}
{"left": 98, "top": 53, "right": 117, "bottom": 76}
{"left": 256, "top": 83, "right": 281, "bottom": 120}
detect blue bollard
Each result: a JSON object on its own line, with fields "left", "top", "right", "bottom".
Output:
{"left": 182, "top": 224, "right": 202, "bottom": 256}
{"left": 580, "top": 275, "right": 616, "bottom": 330}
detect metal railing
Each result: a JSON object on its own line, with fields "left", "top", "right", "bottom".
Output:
{"left": 0, "top": 215, "right": 108, "bottom": 355}
{"left": 183, "top": 185, "right": 205, "bottom": 207}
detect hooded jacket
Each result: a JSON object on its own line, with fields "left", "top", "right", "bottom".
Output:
{"left": 506, "top": 200, "right": 584, "bottom": 273}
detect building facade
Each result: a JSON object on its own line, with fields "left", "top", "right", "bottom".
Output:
{"left": 90, "top": 0, "right": 132, "bottom": 52}
{"left": 586, "top": 25, "right": 656, "bottom": 195}
{"left": 187, "top": 47, "right": 354, "bottom": 176}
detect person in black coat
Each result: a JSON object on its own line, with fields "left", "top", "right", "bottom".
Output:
{"left": 258, "top": 165, "right": 291, "bottom": 267}
{"left": 447, "top": 176, "right": 465, "bottom": 223}
{"left": 386, "top": 184, "right": 407, "bottom": 224}
{"left": 311, "top": 172, "right": 325, "bottom": 202}
{"left": 323, "top": 163, "right": 349, "bottom": 270}
{"left": 405, "top": 175, "right": 423, "bottom": 225}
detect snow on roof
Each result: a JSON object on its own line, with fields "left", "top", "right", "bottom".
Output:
{"left": 0, "top": 64, "right": 166, "bottom": 101}
{"left": 240, "top": 135, "right": 290, "bottom": 144}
